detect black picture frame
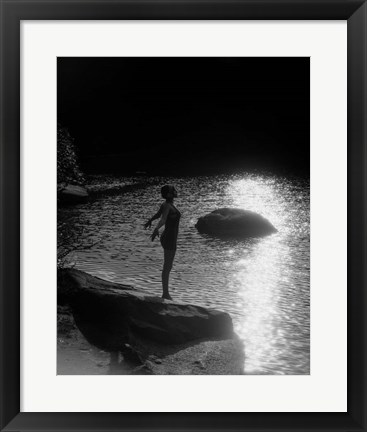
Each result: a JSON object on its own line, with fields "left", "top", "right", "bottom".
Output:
{"left": 1, "top": 1, "right": 366, "bottom": 431}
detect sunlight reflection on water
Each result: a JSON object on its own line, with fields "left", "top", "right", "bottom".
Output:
{"left": 227, "top": 177, "right": 309, "bottom": 374}
{"left": 59, "top": 173, "right": 310, "bottom": 374}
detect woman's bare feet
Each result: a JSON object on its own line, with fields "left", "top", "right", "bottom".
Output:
{"left": 162, "top": 293, "right": 173, "bottom": 300}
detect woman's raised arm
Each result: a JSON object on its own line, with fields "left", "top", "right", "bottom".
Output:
{"left": 144, "top": 204, "right": 163, "bottom": 229}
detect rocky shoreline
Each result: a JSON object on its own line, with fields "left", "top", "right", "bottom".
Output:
{"left": 58, "top": 176, "right": 159, "bottom": 205}
{"left": 58, "top": 269, "right": 244, "bottom": 375}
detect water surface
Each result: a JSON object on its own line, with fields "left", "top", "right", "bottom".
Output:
{"left": 59, "top": 173, "right": 310, "bottom": 374}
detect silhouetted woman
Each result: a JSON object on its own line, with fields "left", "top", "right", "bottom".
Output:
{"left": 144, "top": 185, "right": 181, "bottom": 300}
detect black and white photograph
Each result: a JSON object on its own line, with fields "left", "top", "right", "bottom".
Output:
{"left": 57, "top": 57, "right": 310, "bottom": 375}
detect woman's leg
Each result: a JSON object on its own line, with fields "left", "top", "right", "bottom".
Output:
{"left": 162, "top": 249, "right": 176, "bottom": 299}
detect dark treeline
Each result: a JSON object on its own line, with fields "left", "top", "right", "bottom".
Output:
{"left": 57, "top": 57, "right": 310, "bottom": 177}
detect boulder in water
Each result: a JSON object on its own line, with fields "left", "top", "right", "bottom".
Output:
{"left": 196, "top": 208, "right": 277, "bottom": 238}
{"left": 58, "top": 183, "right": 88, "bottom": 204}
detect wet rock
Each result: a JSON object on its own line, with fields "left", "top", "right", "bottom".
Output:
{"left": 196, "top": 208, "right": 277, "bottom": 238}
{"left": 144, "top": 360, "right": 155, "bottom": 370}
{"left": 60, "top": 269, "right": 234, "bottom": 351}
{"left": 148, "top": 354, "right": 162, "bottom": 364}
{"left": 58, "top": 183, "right": 88, "bottom": 204}
{"left": 87, "top": 182, "right": 150, "bottom": 199}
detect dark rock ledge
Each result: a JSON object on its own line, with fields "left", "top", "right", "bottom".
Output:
{"left": 57, "top": 181, "right": 155, "bottom": 205}
{"left": 58, "top": 269, "right": 244, "bottom": 375}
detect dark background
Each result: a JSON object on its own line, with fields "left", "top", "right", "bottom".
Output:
{"left": 57, "top": 57, "right": 310, "bottom": 176}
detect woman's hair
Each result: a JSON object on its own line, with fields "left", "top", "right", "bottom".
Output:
{"left": 161, "top": 185, "right": 174, "bottom": 199}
